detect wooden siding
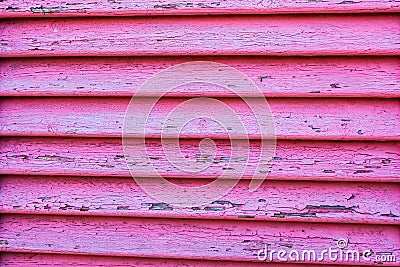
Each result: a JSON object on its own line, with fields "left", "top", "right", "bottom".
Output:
{"left": 1, "top": 15, "right": 400, "bottom": 57}
{"left": 1, "top": 176, "right": 399, "bottom": 224}
{"left": 0, "top": 4, "right": 399, "bottom": 267}
{"left": 2, "top": 137, "right": 399, "bottom": 181}
{"left": 1, "top": 57, "right": 400, "bottom": 98}
{"left": 1, "top": 214, "right": 399, "bottom": 263}
{"left": 1, "top": 97, "right": 399, "bottom": 140}
{"left": 0, "top": 0, "right": 399, "bottom": 17}
{"left": 0, "top": 253, "right": 329, "bottom": 267}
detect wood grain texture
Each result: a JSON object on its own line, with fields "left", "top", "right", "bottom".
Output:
{"left": 1, "top": 97, "right": 399, "bottom": 140}
{"left": 0, "top": 214, "right": 399, "bottom": 264}
{"left": 1, "top": 137, "right": 398, "bottom": 181}
{"left": 1, "top": 176, "right": 398, "bottom": 224}
{"left": 1, "top": 2, "right": 399, "bottom": 266}
{"left": 1, "top": 0, "right": 399, "bottom": 17}
{"left": 1, "top": 15, "right": 400, "bottom": 57}
{"left": 0, "top": 253, "right": 318, "bottom": 267}
{"left": 2, "top": 57, "right": 399, "bottom": 98}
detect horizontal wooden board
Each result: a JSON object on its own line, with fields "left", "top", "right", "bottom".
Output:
{"left": 0, "top": 253, "right": 320, "bottom": 267}
{"left": 1, "top": 176, "right": 398, "bottom": 224}
{"left": 1, "top": 0, "right": 399, "bottom": 17}
{"left": 1, "top": 137, "right": 398, "bottom": 181}
{"left": 0, "top": 214, "right": 399, "bottom": 264}
{"left": 1, "top": 15, "right": 400, "bottom": 57}
{"left": 1, "top": 97, "right": 399, "bottom": 140}
{"left": 1, "top": 57, "right": 400, "bottom": 98}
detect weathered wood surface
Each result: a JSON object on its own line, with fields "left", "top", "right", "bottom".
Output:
{"left": 0, "top": 3, "right": 399, "bottom": 266}
{"left": 0, "top": 214, "right": 399, "bottom": 264}
{"left": 2, "top": 57, "right": 399, "bottom": 98}
{"left": 1, "top": 97, "right": 399, "bottom": 140}
{"left": 1, "top": 15, "right": 400, "bottom": 57}
{"left": 0, "top": 253, "right": 320, "bottom": 267}
{"left": 1, "top": 0, "right": 399, "bottom": 17}
{"left": 1, "top": 176, "right": 398, "bottom": 224}
{"left": 1, "top": 137, "right": 398, "bottom": 181}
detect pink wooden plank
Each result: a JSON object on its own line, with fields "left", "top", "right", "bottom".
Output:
{"left": 1, "top": 57, "right": 399, "bottom": 98}
{"left": 1, "top": 176, "right": 398, "bottom": 224}
{"left": 1, "top": 0, "right": 399, "bottom": 17}
{"left": 1, "top": 15, "right": 399, "bottom": 57}
{"left": 1, "top": 97, "right": 399, "bottom": 140}
{"left": 0, "top": 214, "right": 399, "bottom": 264}
{"left": 0, "top": 253, "right": 313, "bottom": 267}
{"left": 1, "top": 137, "right": 398, "bottom": 181}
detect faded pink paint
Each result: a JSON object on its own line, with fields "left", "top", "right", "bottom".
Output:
{"left": 1, "top": 0, "right": 399, "bottom": 17}
{"left": 0, "top": 4, "right": 399, "bottom": 266}
{"left": 2, "top": 57, "right": 399, "bottom": 98}
{"left": 1, "top": 137, "right": 399, "bottom": 181}
{"left": 1, "top": 176, "right": 399, "bottom": 224}
{"left": 1, "top": 214, "right": 399, "bottom": 264}
{"left": 1, "top": 15, "right": 400, "bottom": 57}
{"left": 0, "top": 253, "right": 321, "bottom": 267}
{"left": 1, "top": 97, "right": 399, "bottom": 140}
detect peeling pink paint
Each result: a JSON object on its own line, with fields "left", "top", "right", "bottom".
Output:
{"left": 0, "top": 3, "right": 399, "bottom": 266}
